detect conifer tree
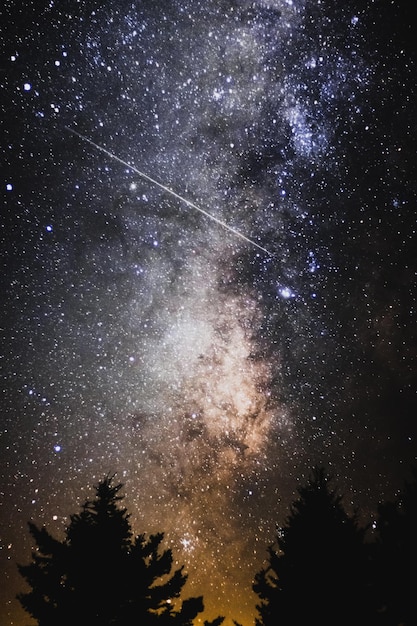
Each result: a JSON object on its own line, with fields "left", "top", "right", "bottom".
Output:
{"left": 374, "top": 466, "right": 417, "bottom": 625}
{"left": 18, "top": 476, "right": 204, "bottom": 626}
{"left": 253, "top": 466, "right": 373, "bottom": 626}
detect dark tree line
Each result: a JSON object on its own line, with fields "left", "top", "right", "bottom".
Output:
{"left": 18, "top": 467, "right": 417, "bottom": 626}
{"left": 18, "top": 476, "right": 211, "bottom": 626}
{"left": 253, "top": 465, "right": 417, "bottom": 626}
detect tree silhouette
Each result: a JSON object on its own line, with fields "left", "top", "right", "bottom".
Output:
{"left": 253, "top": 466, "right": 374, "bottom": 626}
{"left": 204, "top": 617, "right": 225, "bottom": 626}
{"left": 374, "top": 466, "right": 417, "bottom": 625}
{"left": 17, "top": 475, "right": 204, "bottom": 626}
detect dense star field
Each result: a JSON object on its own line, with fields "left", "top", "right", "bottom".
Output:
{"left": 1, "top": 1, "right": 416, "bottom": 624}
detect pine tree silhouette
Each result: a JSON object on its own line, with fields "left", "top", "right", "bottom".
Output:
{"left": 374, "top": 466, "right": 417, "bottom": 625}
{"left": 253, "top": 466, "right": 374, "bottom": 626}
{"left": 204, "top": 616, "right": 225, "bottom": 626}
{"left": 17, "top": 475, "right": 204, "bottom": 626}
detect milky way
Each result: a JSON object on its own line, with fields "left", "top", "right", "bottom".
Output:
{"left": 1, "top": 1, "right": 416, "bottom": 624}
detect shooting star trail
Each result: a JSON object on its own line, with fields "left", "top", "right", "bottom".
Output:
{"left": 65, "top": 126, "right": 272, "bottom": 256}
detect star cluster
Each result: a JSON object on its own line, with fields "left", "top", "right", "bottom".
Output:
{"left": 1, "top": 1, "right": 416, "bottom": 624}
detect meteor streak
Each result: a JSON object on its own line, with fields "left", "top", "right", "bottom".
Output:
{"left": 65, "top": 126, "right": 272, "bottom": 256}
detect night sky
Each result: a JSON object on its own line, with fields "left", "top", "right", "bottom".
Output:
{"left": 1, "top": 1, "right": 416, "bottom": 624}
